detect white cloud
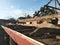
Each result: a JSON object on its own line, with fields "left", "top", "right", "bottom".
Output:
{"left": 10, "top": 5, "right": 15, "bottom": 9}
{"left": 0, "top": 0, "right": 35, "bottom": 19}
{"left": 0, "top": 8, "right": 34, "bottom": 19}
{"left": 9, "top": 9, "right": 34, "bottom": 19}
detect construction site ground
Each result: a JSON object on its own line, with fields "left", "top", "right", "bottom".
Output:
{"left": 5, "top": 25, "right": 60, "bottom": 45}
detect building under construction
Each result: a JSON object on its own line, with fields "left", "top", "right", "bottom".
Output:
{"left": 0, "top": 0, "right": 60, "bottom": 45}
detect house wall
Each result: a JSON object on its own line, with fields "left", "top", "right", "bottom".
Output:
{"left": 22, "top": 21, "right": 38, "bottom": 27}
{"left": 26, "top": 22, "right": 30, "bottom": 24}
{"left": 26, "top": 21, "right": 37, "bottom": 25}
{"left": 32, "top": 21, "right": 37, "bottom": 24}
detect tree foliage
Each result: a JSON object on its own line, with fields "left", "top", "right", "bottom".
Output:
{"left": 8, "top": 18, "right": 16, "bottom": 23}
{"left": 18, "top": 14, "right": 31, "bottom": 20}
{"left": 26, "top": 14, "right": 31, "bottom": 18}
{"left": 18, "top": 17, "right": 26, "bottom": 20}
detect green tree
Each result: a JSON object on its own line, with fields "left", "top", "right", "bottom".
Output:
{"left": 18, "top": 14, "right": 31, "bottom": 20}
{"left": 18, "top": 17, "right": 26, "bottom": 20}
{"left": 26, "top": 14, "right": 31, "bottom": 18}
{"left": 8, "top": 18, "right": 16, "bottom": 23}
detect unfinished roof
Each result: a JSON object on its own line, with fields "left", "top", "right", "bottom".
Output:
{"left": 18, "top": 14, "right": 58, "bottom": 22}
{"left": 37, "top": 21, "right": 60, "bottom": 29}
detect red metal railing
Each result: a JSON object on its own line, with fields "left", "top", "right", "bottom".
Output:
{"left": 2, "top": 26, "right": 45, "bottom": 45}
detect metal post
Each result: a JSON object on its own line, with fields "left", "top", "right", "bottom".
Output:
{"left": 10, "top": 37, "right": 12, "bottom": 45}
{"left": 54, "top": 0, "right": 57, "bottom": 14}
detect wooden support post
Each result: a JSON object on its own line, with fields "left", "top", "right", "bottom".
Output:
{"left": 29, "top": 28, "right": 39, "bottom": 36}
{"left": 29, "top": 21, "right": 60, "bottom": 36}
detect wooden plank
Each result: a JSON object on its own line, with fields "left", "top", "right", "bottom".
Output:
{"left": 29, "top": 28, "right": 40, "bottom": 36}
{"left": 29, "top": 21, "right": 60, "bottom": 35}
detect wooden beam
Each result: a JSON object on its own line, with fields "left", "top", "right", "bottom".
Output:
{"left": 29, "top": 28, "right": 40, "bottom": 36}
{"left": 29, "top": 21, "right": 60, "bottom": 36}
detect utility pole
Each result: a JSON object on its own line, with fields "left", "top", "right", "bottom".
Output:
{"left": 10, "top": 37, "right": 12, "bottom": 45}
{"left": 54, "top": 0, "right": 56, "bottom": 14}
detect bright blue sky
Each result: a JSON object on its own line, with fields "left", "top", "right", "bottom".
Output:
{"left": 0, "top": 0, "right": 60, "bottom": 19}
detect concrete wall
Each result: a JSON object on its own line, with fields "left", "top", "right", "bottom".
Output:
{"left": 58, "top": 15, "right": 60, "bottom": 24}
{"left": 58, "top": 18, "right": 60, "bottom": 24}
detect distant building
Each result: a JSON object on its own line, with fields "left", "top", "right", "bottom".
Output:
{"left": 18, "top": 14, "right": 59, "bottom": 26}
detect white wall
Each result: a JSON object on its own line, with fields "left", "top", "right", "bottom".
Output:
{"left": 58, "top": 18, "right": 60, "bottom": 24}
{"left": 26, "top": 22, "right": 30, "bottom": 24}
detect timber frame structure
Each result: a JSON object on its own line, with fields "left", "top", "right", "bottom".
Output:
{"left": 18, "top": 14, "right": 60, "bottom": 35}
{"left": 1, "top": 0, "right": 60, "bottom": 45}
